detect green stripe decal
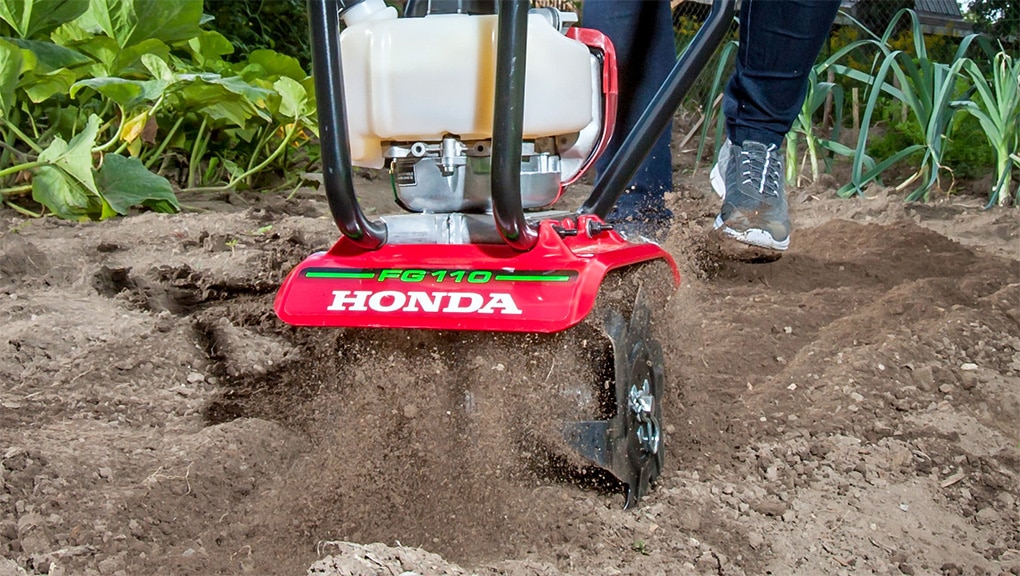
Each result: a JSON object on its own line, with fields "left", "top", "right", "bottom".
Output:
{"left": 304, "top": 271, "right": 375, "bottom": 279}
{"left": 493, "top": 274, "right": 572, "bottom": 282}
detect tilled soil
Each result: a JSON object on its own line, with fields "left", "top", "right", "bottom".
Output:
{"left": 0, "top": 175, "right": 1018, "bottom": 576}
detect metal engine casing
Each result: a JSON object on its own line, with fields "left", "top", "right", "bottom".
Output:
{"left": 385, "top": 28, "right": 605, "bottom": 214}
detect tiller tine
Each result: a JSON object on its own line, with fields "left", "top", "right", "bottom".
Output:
{"left": 563, "top": 287, "right": 664, "bottom": 509}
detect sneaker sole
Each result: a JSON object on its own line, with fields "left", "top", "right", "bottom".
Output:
{"left": 703, "top": 228, "right": 784, "bottom": 263}
{"left": 713, "top": 215, "right": 790, "bottom": 251}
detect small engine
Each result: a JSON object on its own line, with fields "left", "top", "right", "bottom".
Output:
{"left": 338, "top": 4, "right": 611, "bottom": 214}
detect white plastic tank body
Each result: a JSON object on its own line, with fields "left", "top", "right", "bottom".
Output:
{"left": 340, "top": 11, "right": 594, "bottom": 168}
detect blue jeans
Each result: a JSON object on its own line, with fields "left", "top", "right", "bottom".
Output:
{"left": 583, "top": 0, "right": 676, "bottom": 223}
{"left": 583, "top": 0, "right": 840, "bottom": 217}
{"left": 724, "top": 0, "right": 841, "bottom": 147}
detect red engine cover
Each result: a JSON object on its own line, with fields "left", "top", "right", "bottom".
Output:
{"left": 275, "top": 217, "right": 678, "bottom": 333}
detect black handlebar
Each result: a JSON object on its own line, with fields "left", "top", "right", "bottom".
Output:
{"left": 489, "top": 0, "right": 540, "bottom": 250}
{"left": 579, "top": 0, "right": 736, "bottom": 219}
{"left": 308, "top": 0, "right": 387, "bottom": 249}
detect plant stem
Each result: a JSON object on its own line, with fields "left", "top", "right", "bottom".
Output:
{"left": 144, "top": 116, "right": 185, "bottom": 169}
{"left": 94, "top": 113, "right": 124, "bottom": 153}
{"left": 2, "top": 125, "right": 15, "bottom": 168}
{"left": 785, "top": 133, "right": 798, "bottom": 185}
{"left": 0, "top": 118, "right": 45, "bottom": 155}
{"left": 246, "top": 124, "right": 278, "bottom": 188}
{"left": 993, "top": 153, "right": 1012, "bottom": 206}
{"left": 26, "top": 108, "right": 40, "bottom": 140}
{"left": 1, "top": 139, "right": 34, "bottom": 162}
{"left": 1, "top": 185, "right": 32, "bottom": 196}
{"left": 807, "top": 133, "right": 819, "bottom": 183}
{"left": 285, "top": 178, "right": 303, "bottom": 200}
{"left": 4, "top": 200, "right": 42, "bottom": 218}
{"left": 183, "top": 123, "right": 300, "bottom": 193}
{"left": 229, "top": 123, "right": 300, "bottom": 188}
{"left": 188, "top": 118, "right": 209, "bottom": 189}
{"left": 0, "top": 160, "right": 47, "bottom": 179}
{"left": 247, "top": 125, "right": 271, "bottom": 175}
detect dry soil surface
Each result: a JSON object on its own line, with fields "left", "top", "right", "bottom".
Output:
{"left": 1, "top": 169, "right": 1018, "bottom": 576}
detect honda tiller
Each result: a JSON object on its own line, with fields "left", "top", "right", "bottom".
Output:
{"left": 276, "top": 0, "right": 734, "bottom": 507}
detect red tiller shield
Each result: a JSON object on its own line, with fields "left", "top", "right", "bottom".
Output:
{"left": 275, "top": 218, "right": 678, "bottom": 333}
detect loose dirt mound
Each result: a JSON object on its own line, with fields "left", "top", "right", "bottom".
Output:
{"left": 1, "top": 182, "right": 1017, "bottom": 576}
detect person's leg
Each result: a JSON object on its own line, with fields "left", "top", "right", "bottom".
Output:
{"left": 714, "top": 0, "right": 840, "bottom": 252}
{"left": 583, "top": 0, "right": 676, "bottom": 238}
{"left": 723, "top": 0, "right": 841, "bottom": 146}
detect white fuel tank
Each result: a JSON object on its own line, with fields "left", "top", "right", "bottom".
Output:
{"left": 340, "top": 11, "right": 594, "bottom": 168}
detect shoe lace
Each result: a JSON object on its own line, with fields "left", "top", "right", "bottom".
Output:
{"left": 740, "top": 143, "right": 782, "bottom": 198}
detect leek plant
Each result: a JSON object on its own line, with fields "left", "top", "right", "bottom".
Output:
{"left": 785, "top": 68, "right": 841, "bottom": 186}
{"left": 955, "top": 51, "right": 1020, "bottom": 206}
{"left": 835, "top": 9, "right": 993, "bottom": 200}
{"left": 784, "top": 32, "right": 876, "bottom": 187}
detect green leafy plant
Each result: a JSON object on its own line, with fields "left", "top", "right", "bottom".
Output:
{"left": 631, "top": 540, "right": 649, "bottom": 555}
{"left": 832, "top": 9, "right": 992, "bottom": 200}
{"left": 0, "top": 0, "right": 89, "bottom": 39}
{"left": 202, "top": 0, "right": 311, "bottom": 69}
{"left": 784, "top": 33, "right": 879, "bottom": 186}
{"left": 943, "top": 112, "right": 995, "bottom": 181}
{"left": 954, "top": 50, "right": 1019, "bottom": 205}
{"left": 1, "top": 0, "right": 317, "bottom": 220}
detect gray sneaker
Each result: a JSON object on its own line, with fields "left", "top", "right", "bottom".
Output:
{"left": 709, "top": 138, "right": 732, "bottom": 199}
{"left": 712, "top": 140, "right": 790, "bottom": 251}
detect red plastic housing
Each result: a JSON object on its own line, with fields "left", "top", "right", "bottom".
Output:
{"left": 275, "top": 217, "right": 678, "bottom": 333}
{"left": 562, "top": 27, "right": 618, "bottom": 187}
